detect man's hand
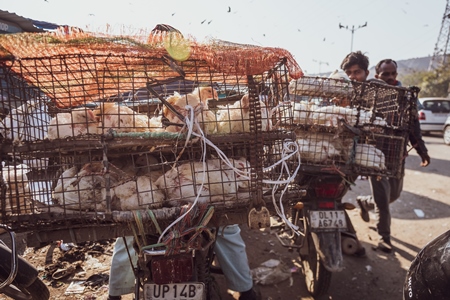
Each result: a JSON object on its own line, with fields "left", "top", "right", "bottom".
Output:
{"left": 420, "top": 152, "right": 430, "bottom": 167}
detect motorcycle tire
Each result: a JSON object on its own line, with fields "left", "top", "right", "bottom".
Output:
{"left": 194, "top": 246, "right": 221, "bottom": 300}
{"left": 1, "top": 277, "right": 50, "bottom": 300}
{"left": 300, "top": 233, "right": 332, "bottom": 298}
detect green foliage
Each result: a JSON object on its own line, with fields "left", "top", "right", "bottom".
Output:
{"left": 401, "top": 58, "right": 450, "bottom": 98}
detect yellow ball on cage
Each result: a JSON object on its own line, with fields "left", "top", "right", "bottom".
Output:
{"left": 164, "top": 32, "right": 191, "bottom": 62}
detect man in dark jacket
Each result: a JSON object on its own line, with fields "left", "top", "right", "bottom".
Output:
{"left": 354, "top": 58, "right": 430, "bottom": 253}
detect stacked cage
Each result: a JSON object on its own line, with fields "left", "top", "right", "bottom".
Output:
{"left": 275, "top": 75, "right": 415, "bottom": 180}
{"left": 0, "top": 32, "right": 302, "bottom": 242}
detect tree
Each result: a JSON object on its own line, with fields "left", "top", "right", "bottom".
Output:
{"left": 401, "top": 58, "right": 450, "bottom": 97}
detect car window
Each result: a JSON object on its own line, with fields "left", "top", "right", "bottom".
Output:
{"left": 423, "top": 101, "right": 436, "bottom": 110}
{"left": 422, "top": 100, "right": 450, "bottom": 113}
{"left": 441, "top": 101, "right": 450, "bottom": 113}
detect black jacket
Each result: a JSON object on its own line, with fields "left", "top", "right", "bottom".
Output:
{"left": 409, "top": 118, "right": 428, "bottom": 156}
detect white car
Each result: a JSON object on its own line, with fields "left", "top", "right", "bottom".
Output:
{"left": 418, "top": 97, "right": 450, "bottom": 134}
{"left": 444, "top": 116, "right": 450, "bottom": 145}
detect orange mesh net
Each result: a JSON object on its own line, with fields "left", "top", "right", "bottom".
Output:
{"left": 0, "top": 31, "right": 303, "bottom": 108}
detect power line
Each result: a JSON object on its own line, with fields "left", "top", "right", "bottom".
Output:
{"left": 339, "top": 22, "right": 368, "bottom": 52}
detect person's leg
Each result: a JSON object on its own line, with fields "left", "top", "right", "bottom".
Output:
{"left": 214, "top": 225, "right": 253, "bottom": 292}
{"left": 369, "top": 176, "right": 392, "bottom": 251}
{"left": 388, "top": 176, "right": 404, "bottom": 203}
{"left": 108, "top": 236, "right": 137, "bottom": 298}
{"left": 356, "top": 194, "right": 374, "bottom": 222}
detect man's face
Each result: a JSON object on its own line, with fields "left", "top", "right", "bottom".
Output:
{"left": 344, "top": 65, "right": 369, "bottom": 82}
{"left": 375, "top": 62, "right": 397, "bottom": 85}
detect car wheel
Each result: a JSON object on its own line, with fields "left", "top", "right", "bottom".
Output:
{"left": 444, "top": 126, "right": 450, "bottom": 145}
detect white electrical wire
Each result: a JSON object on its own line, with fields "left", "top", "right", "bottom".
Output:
{"left": 159, "top": 104, "right": 303, "bottom": 241}
{"left": 157, "top": 105, "right": 208, "bottom": 243}
{"left": 268, "top": 140, "right": 302, "bottom": 233}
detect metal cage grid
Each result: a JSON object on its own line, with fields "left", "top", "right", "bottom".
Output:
{"left": 0, "top": 45, "right": 296, "bottom": 237}
{"left": 267, "top": 75, "right": 416, "bottom": 181}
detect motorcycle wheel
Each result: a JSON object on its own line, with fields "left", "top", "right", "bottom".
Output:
{"left": 194, "top": 246, "right": 221, "bottom": 300}
{"left": 300, "top": 234, "right": 332, "bottom": 297}
{"left": 1, "top": 277, "right": 50, "bottom": 300}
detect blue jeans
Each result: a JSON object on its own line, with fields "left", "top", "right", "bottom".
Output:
{"left": 108, "top": 225, "right": 253, "bottom": 296}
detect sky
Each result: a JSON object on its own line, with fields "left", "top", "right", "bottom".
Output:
{"left": 0, "top": 0, "right": 446, "bottom": 74}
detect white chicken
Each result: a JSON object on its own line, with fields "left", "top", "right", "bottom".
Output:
{"left": 47, "top": 107, "right": 99, "bottom": 140}
{"left": 0, "top": 100, "right": 51, "bottom": 143}
{"left": 148, "top": 115, "right": 165, "bottom": 132}
{"left": 53, "top": 163, "right": 102, "bottom": 210}
{"left": 155, "top": 157, "right": 250, "bottom": 205}
{"left": 191, "top": 86, "right": 218, "bottom": 109}
{"left": 53, "top": 158, "right": 165, "bottom": 211}
{"left": 288, "top": 77, "right": 322, "bottom": 95}
{"left": 52, "top": 165, "right": 79, "bottom": 205}
{"left": 52, "top": 162, "right": 124, "bottom": 211}
{"left": 94, "top": 103, "right": 152, "bottom": 133}
{"left": 358, "top": 110, "right": 388, "bottom": 127}
{"left": 163, "top": 92, "right": 216, "bottom": 134}
{"left": 1, "top": 162, "right": 33, "bottom": 214}
{"left": 113, "top": 174, "right": 165, "bottom": 210}
{"left": 291, "top": 100, "right": 318, "bottom": 125}
{"left": 308, "top": 105, "right": 388, "bottom": 129}
{"left": 310, "top": 106, "right": 358, "bottom": 127}
{"left": 296, "top": 134, "right": 341, "bottom": 163}
{"left": 350, "top": 144, "right": 386, "bottom": 170}
{"left": 216, "top": 94, "right": 271, "bottom": 133}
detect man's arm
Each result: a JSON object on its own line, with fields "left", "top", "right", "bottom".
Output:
{"left": 409, "top": 118, "right": 430, "bottom": 167}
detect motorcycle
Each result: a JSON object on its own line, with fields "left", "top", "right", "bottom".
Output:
{"left": 122, "top": 205, "right": 232, "bottom": 300}
{"left": 0, "top": 224, "right": 50, "bottom": 300}
{"left": 270, "top": 172, "right": 361, "bottom": 298}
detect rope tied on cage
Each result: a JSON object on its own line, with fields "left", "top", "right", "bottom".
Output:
{"left": 143, "top": 205, "right": 214, "bottom": 256}
{"left": 146, "top": 209, "right": 162, "bottom": 235}
{"left": 131, "top": 210, "right": 147, "bottom": 251}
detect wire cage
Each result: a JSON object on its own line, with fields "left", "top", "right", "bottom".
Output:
{"left": 276, "top": 75, "right": 416, "bottom": 179}
{"left": 0, "top": 31, "right": 302, "bottom": 241}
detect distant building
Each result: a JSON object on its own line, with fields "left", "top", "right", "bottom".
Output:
{"left": 0, "top": 9, "right": 60, "bottom": 34}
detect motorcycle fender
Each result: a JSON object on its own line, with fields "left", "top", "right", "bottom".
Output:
{"left": 311, "top": 231, "right": 344, "bottom": 272}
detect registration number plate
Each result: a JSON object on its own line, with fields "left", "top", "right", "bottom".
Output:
{"left": 144, "top": 283, "right": 204, "bottom": 300}
{"left": 310, "top": 210, "right": 347, "bottom": 230}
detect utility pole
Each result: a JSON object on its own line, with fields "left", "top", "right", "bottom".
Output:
{"left": 339, "top": 22, "right": 368, "bottom": 52}
{"left": 313, "top": 59, "right": 329, "bottom": 74}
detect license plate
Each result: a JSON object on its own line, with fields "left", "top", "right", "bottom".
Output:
{"left": 310, "top": 210, "right": 347, "bottom": 230}
{"left": 144, "top": 283, "right": 204, "bottom": 300}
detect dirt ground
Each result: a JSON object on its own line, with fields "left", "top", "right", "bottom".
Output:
{"left": 2, "top": 135, "right": 449, "bottom": 300}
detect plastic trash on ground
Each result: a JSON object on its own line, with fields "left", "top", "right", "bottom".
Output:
{"left": 251, "top": 259, "right": 292, "bottom": 285}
